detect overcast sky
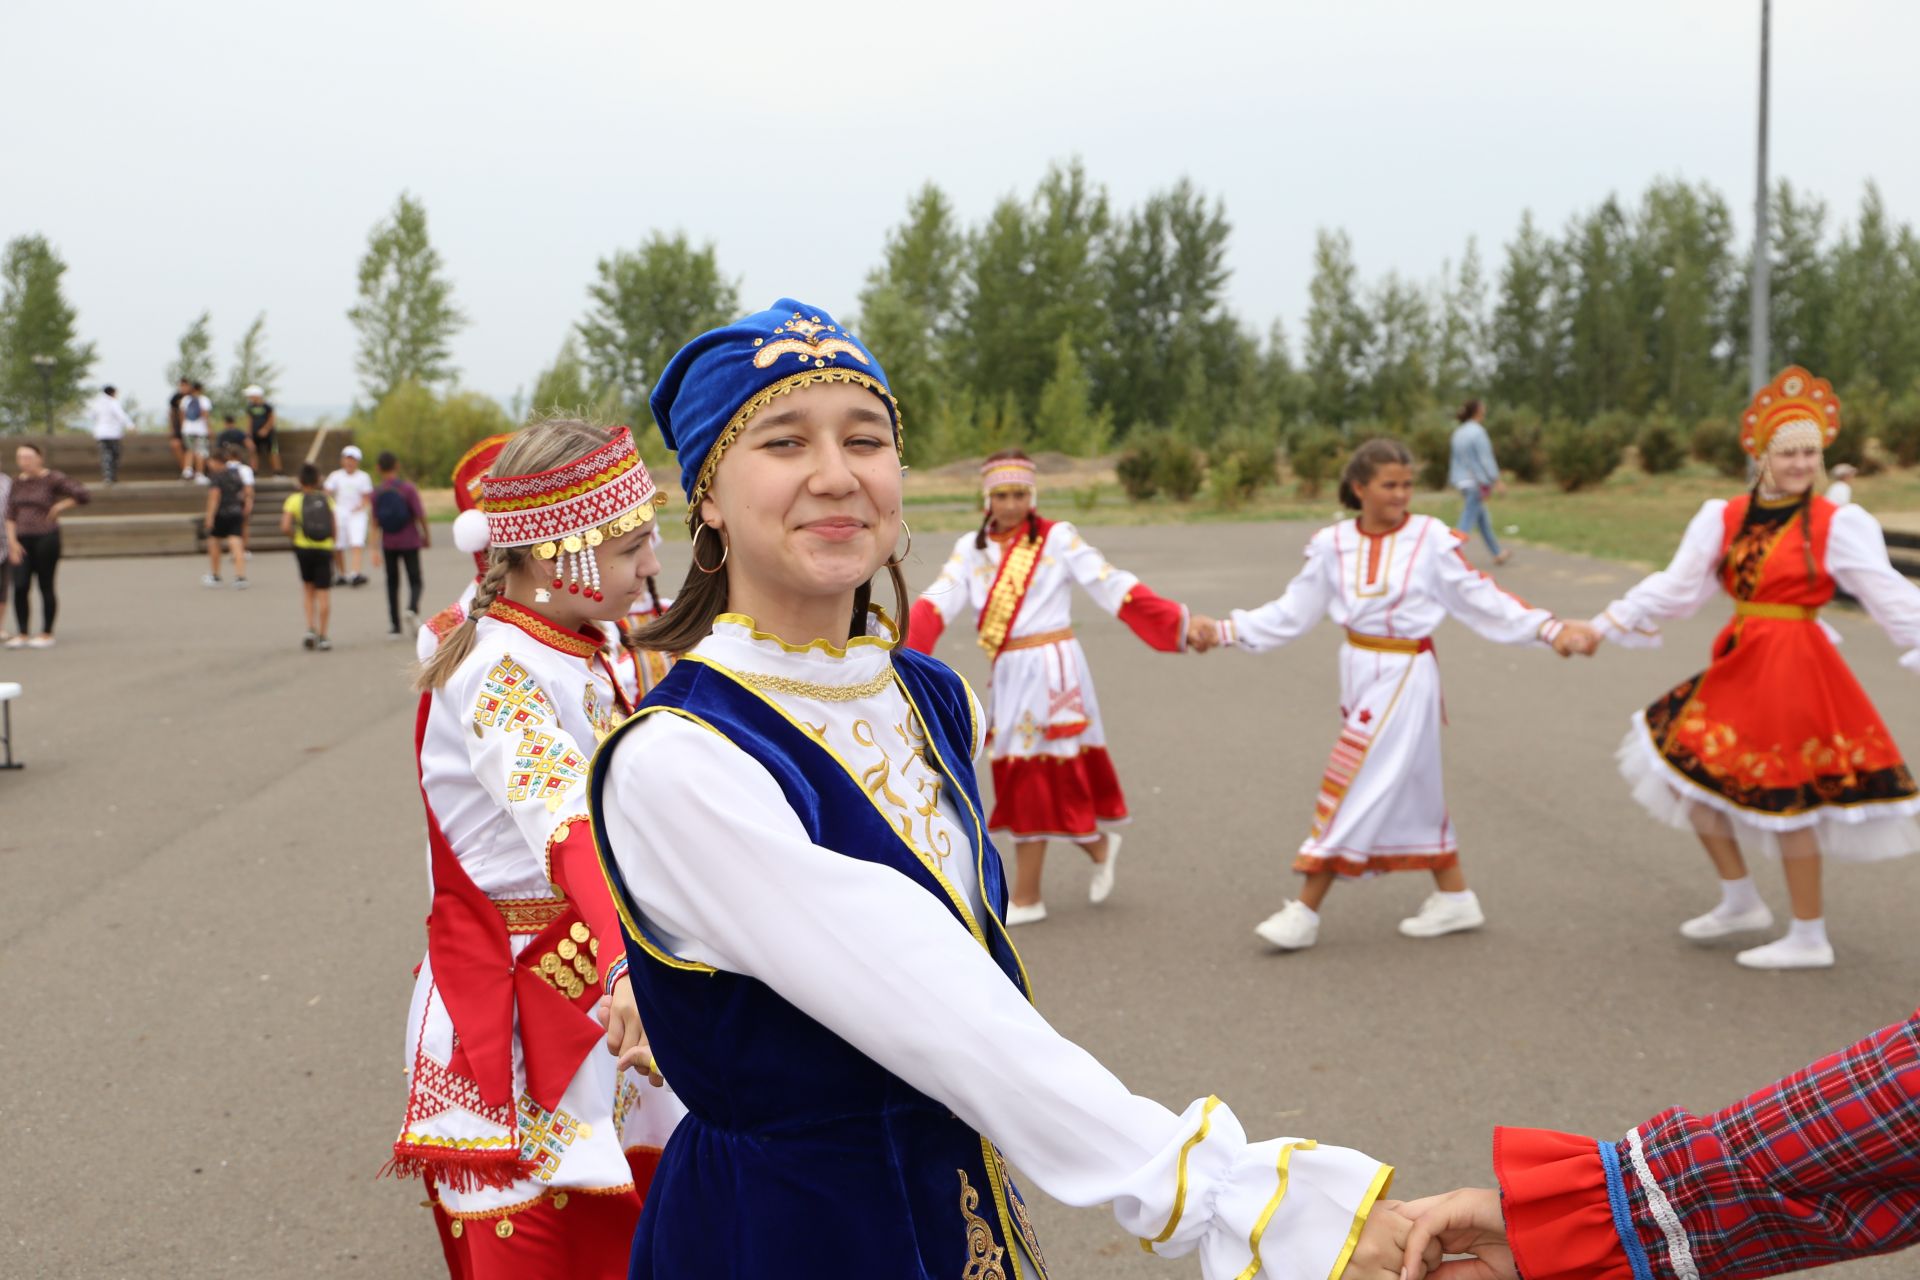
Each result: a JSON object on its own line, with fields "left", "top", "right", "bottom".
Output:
{"left": 7, "top": 0, "right": 1915, "bottom": 417}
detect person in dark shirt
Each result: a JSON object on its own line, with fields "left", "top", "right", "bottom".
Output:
{"left": 244, "top": 386, "right": 279, "bottom": 475}
{"left": 217, "top": 414, "right": 250, "bottom": 456}
{"left": 167, "top": 376, "right": 191, "bottom": 477}
{"left": 5, "top": 442, "right": 91, "bottom": 648}
{"left": 373, "top": 450, "right": 430, "bottom": 637}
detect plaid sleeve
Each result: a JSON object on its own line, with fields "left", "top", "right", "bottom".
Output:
{"left": 1613, "top": 1008, "right": 1920, "bottom": 1280}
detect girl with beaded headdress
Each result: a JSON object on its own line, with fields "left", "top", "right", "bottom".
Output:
{"left": 593, "top": 301, "right": 1417, "bottom": 1280}
{"left": 1590, "top": 368, "right": 1920, "bottom": 969}
{"left": 391, "top": 419, "right": 683, "bottom": 1277}
{"left": 905, "top": 448, "right": 1210, "bottom": 925}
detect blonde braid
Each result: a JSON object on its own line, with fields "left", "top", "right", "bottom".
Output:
{"left": 414, "top": 551, "right": 518, "bottom": 691}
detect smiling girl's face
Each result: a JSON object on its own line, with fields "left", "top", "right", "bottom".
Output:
{"left": 700, "top": 380, "right": 902, "bottom": 611}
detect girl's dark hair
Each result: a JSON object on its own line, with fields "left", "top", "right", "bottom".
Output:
{"left": 298, "top": 462, "right": 320, "bottom": 486}
{"left": 377, "top": 450, "right": 399, "bottom": 471}
{"left": 975, "top": 447, "right": 1041, "bottom": 551}
{"left": 1338, "top": 437, "right": 1415, "bottom": 511}
{"left": 17, "top": 441, "right": 44, "bottom": 458}
{"left": 1456, "top": 398, "right": 1485, "bottom": 424}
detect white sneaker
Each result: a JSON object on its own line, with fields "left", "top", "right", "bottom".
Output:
{"left": 1736, "top": 936, "right": 1835, "bottom": 970}
{"left": 181, "top": 468, "right": 194, "bottom": 480}
{"left": 1398, "top": 891, "right": 1486, "bottom": 938}
{"left": 202, "top": 574, "right": 222, "bottom": 587}
{"left": 3, "top": 636, "right": 25, "bottom": 650}
{"left": 193, "top": 474, "right": 210, "bottom": 486}
{"left": 26, "top": 635, "right": 55, "bottom": 649}
{"left": 1679, "top": 904, "right": 1774, "bottom": 942}
{"left": 1088, "top": 833, "right": 1122, "bottom": 905}
{"left": 234, "top": 578, "right": 248, "bottom": 590}
{"left": 1005, "top": 901, "right": 1047, "bottom": 926}
{"left": 1254, "top": 900, "right": 1320, "bottom": 950}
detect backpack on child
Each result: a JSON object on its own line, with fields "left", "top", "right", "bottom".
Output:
{"left": 183, "top": 396, "right": 204, "bottom": 423}
{"left": 214, "top": 467, "right": 248, "bottom": 518}
{"left": 373, "top": 482, "right": 413, "bottom": 535}
{"left": 300, "top": 491, "right": 334, "bottom": 542}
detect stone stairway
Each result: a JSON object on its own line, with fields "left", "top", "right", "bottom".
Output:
{"left": 5, "top": 430, "right": 351, "bottom": 558}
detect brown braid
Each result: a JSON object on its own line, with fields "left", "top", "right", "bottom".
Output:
{"left": 414, "top": 551, "right": 518, "bottom": 691}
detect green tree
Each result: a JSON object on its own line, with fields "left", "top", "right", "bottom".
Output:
{"left": 1433, "top": 237, "right": 1488, "bottom": 407}
{"left": 577, "top": 231, "right": 737, "bottom": 425}
{"left": 1098, "top": 178, "right": 1234, "bottom": 430}
{"left": 1635, "top": 180, "right": 1738, "bottom": 419}
{"left": 1033, "top": 331, "right": 1097, "bottom": 454}
{"left": 219, "top": 312, "right": 279, "bottom": 414}
{"left": 0, "top": 235, "right": 95, "bottom": 432}
{"left": 1489, "top": 212, "right": 1561, "bottom": 415}
{"left": 528, "top": 336, "right": 604, "bottom": 418}
{"left": 349, "top": 192, "right": 465, "bottom": 404}
{"left": 168, "top": 310, "right": 217, "bottom": 388}
{"left": 1363, "top": 272, "right": 1433, "bottom": 428}
{"left": 1828, "top": 183, "right": 1920, "bottom": 396}
{"left": 1302, "top": 229, "right": 1372, "bottom": 428}
{"left": 856, "top": 183, "right": 966, "bottom": 460}
{"left": 1554, "top": 197, "right": 1640, "bottom": 416}
{"left": 1731, "top": 181, "right": 1834, "bottom": 381}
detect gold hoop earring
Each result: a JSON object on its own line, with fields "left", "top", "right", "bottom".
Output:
{"left": 691, "top": 522, "right": 729, "bottom": 574}
{"left": 885, "top": 519, "right": 913, "bottom": 568}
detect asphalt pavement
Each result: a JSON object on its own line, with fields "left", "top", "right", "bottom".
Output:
{"left": 5, "top": 520, "right": 1917, "bottom": 1278}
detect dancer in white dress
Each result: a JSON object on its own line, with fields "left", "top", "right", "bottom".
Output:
{"left": 1215, "top": 439, "right": 1594, "bottom": 951}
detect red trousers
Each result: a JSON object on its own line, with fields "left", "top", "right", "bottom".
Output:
{"left": 426, "top": 1150, "right": 660, "bottom": 1280}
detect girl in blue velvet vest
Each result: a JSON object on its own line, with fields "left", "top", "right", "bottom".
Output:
{"left": 590, "top": 300, "right": 1413, "bottom": 1280}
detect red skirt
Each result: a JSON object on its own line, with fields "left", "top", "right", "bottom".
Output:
{"left": 1630, "top": 615, "right": 1920, "bottom": 856}
{"left": 988, "top": 746, "right": 1129, "bottom": 842}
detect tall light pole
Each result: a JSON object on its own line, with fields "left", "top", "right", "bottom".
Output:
{"left": 29, "top": 353, "right": 55, "bottom": 434}
{"left": 1748, "top": 0, "right": 1772, "bottom": 393}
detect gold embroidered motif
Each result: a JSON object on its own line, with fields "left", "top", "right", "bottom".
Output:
{"left": 959, "top": 1169, "right": 1008, "bottom": 1280}
{"left": 897, "top": 716, "right": 953, "bottom": 863}
{"left": 507, "top": 732, "right": 591, "bottom": 812}
{"left": 979, "top": 535, "right": 1044, "bottom": 655}
{"left": 753, "top": 336, "right": 871, "bottom": 369}
{"left": 733, "top": 668, "right": 895, "bottom": 701}
{"left": 582, "top": 681, "right": 618, "bottom": 742}
{"left": 474, "top": 659, "right": 555, "bottom": 735}
{"left": 516, "top": 1096, "right": 589, "bottom": 1182}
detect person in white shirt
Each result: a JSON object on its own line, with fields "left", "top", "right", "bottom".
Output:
{"left": 323, "top": 445, "right": 377, "bottom": 586}
{"left": 593, "top": 299, "right": 1419, "bottom": 1280}
{"left": 85, "top": 385, "right": 134, "bottom": 484}
{"left": 180, "top": 381, "right": 214, "bottom": 482}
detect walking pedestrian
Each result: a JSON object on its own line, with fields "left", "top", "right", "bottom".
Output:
{"left": 180, "top": 381, "right": 213, "bottom": 483}
{"left": 279, "top": 463, "right": 335, "bottom": 650}
{"left": 371, "top": 451, "right": 429, "bottom": 639}
{"left": 5, "top": 442, "right": 91, "bottom": 649}
{"left": 324, "top": 445, "right": 374, "bottom": 585}
{"left": 167, "top": 376, "right": 191, "bottom": 477}
{"left": 85, "top": 385, "right": 133, "bottom": 484}
{"left": 202, "top": 446, "right": 253, "bottom": 588}
{"left": 243, "top": 386, "right": 279, "bottom": 475}
{"left": 1449, "top": 398, "right": 1510, "bottom": 564}
{"left": 0, "top": 469, "right": 11, "bottom": 643}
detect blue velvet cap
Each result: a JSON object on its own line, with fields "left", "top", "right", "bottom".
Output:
{"left": 649, "top": 298, "right": 900, "bottom": 511}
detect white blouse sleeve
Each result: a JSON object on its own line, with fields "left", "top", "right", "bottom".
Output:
{"left": 1591, "top": 500, "right": 1728, "bottom": 647}
{"left": 1827, "top": 505, "right": 1920, "bottom": 674}
{"left": 460, "top": 652, "right": 594, "bottom": 849}
{"left": 1053, "top": 521, "right": 1143, "bottom": 616}
{"left": 915, "top": 532, "right": 980, "bottom": 626}
{"left": 601, "top": 718, "right": 1392, "bottom": 1280}
{"left": 1218, "top": 531, "right": 1334, "bottom": 651}
{"left": 1429, "top": 536, "right": 1562, "bottom": 647}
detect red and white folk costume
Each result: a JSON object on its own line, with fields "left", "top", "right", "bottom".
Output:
{"left": 1595, "top": 369, "right": 1920, "bottom": 862}
{"left": 1218, "top": 514, "right": 1564, "bottom": 877}
{"left": 393, "top": 428, "right": 683, "bottom": 1277}
{"left": 907, "top": 459, "right": 1188, "bottom": 843}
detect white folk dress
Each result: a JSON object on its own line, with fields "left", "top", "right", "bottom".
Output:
{"left": 597, "top": 613, "right": 1394, "bottom": 1280}
{"left": 400, "top": 603, "right": 684, "bottom": 1227}
{"left": 1219, "top": 515, "right": 1563, "bottom": 875}
{"left": 911, "top": 520, "right": 1187, "bottom": 842}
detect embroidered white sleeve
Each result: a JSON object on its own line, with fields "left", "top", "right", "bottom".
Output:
{"left": 1430, "top": 537, "right": 1560, "bottom": 646}
{"left": 1222, "top": 532, "right": 1334, "bottom": 651}
{"left": 601, "top": 717, "right": 1390, "bottom": 1278}
{"left": 1592, "top": 500, "right": 1728, "bottom": 646}
{"left": 1053, "top": 521, "right": 1141, "bottom": 616}
{"left": 464, "top": 653, "right": 594, "bottom": 853}
{"left": 1827, "top": 504, "right": 1920, "bottom": 673}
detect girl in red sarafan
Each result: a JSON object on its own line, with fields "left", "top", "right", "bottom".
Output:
{"left": 906, "top": 450, "right": 1209, "bottom": 925}
{"left": 1592, "top": 368, "right": 1920, "bottom": 970}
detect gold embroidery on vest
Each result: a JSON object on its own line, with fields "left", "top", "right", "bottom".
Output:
{"left": 959, "top": 1169, "right": 1008, "bottom": 1280}
{"left": 979, "top": 537, "right": 1044, "bottom": 655}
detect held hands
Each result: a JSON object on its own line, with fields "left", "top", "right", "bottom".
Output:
{"left": 595, "top": 975, "right": 665, "bottom": 1088}
{"left": 1187, "top": 614, "right": 1222, "bottom": 653}
{"left": 1344, "top": 1200, "right": 1440, "bottom": 1280}
{"left": 1398, "top": 1189, "right": 1514, "bottom": 1280}
{"left": 1551, "top": 621, "right": 1601, "bottom": 658}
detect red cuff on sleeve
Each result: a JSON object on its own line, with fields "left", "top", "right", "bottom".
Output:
{"left": 905, "top": 599, "right": 945, "bottom": 654}
{"left": 1116, "top": 584, "right": 1187, "bottom": 652}
{"left": 1495, "top": 1126, "right": 1637, "bottom": 1280}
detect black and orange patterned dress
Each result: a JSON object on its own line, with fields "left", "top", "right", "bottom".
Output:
{"left": 1595, "top": 491, "right": 1920, "bottom": 860}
